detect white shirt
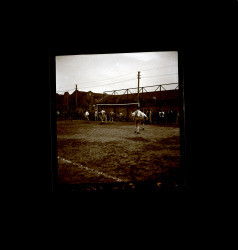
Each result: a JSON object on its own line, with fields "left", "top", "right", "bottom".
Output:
{"left": 133, "top": 110, "right": 146, "bottom": 118}
{"left": 85, "top": 111, "right": 89, "bottom": 116}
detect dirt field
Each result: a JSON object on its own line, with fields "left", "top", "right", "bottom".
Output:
{"left": 56, "top": 120, "right": 181, "bottom": 185}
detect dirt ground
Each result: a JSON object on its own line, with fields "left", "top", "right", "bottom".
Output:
{"left": 56, "top": 120, "right": 181, "bottom": 185}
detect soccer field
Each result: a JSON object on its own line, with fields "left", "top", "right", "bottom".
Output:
{"left": 57, "top": 120, "right": 181, "bottom": 185}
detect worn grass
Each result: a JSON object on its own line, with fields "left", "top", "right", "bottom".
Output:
{"left": 57, "top": 120, "right": 181, "bottom": 184}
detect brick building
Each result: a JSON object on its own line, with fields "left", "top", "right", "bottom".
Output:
{"left": 56, "top": 90, "right": 104, "bottom": 113}
{"left": 56, "top": 85, "right": 180, "bottom": 124}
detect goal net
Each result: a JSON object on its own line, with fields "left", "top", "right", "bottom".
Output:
{"left": 96, "top": 103, "right": 139, "bottom": 121}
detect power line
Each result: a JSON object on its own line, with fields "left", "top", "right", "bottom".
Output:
{"left": 77, "top": 72, "right": 137, "bottom": 86}
{"left": 56, "top": 77, "right": 135, "bottom": 92}
{"left": 77, "top": 78, "right": 136, "bottom": 89}
{"left": 75, "top": 65, "right": 178, "bottom": 87}
{"left": 56, "top": 68, "right": 178, "bottom": 93}
{"left": 141, "top": 65, "right": 178, "bottom": 72}
{"left": 142, "top": 72, "right": 178, "bottom": 78}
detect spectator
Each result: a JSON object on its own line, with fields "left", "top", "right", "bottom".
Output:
{"left": 176, "top": 111, "right": 180, "bottom": 124}
{"left": 148, "top": 109, "right": 152, "bottom": 123}
{"left": 95, "top": 110, "right": 98, "bottom": 121}
{"left": 146, "top": 110, "right": 150, "bottom": 124}
{"left": 84, "top": 110, "right": 90, "bottom": 123}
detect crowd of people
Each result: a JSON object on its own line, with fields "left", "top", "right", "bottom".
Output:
{"left": 56, "top": 107, "right": 180, "bottom": 125}
{"left": 143, "top": 109, "right": 179, "bottom": 125}
{"left": 56, "top": 109, "right": 95, "bottom": 121}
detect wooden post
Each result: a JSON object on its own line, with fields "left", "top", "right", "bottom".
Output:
{"left": 142, "top": 87, "right": 143, "bottom": 110}
{"left": 76, "top": 84, "right": 78, "bottom": 107}
{"left": 137, "top": 71, "right": 140, "bottom": 107}
{"left": 126, "top": 89, "right": 129, "bottom": 121}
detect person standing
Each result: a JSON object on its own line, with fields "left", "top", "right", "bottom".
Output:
{"left": 146, "top": 110, "right": 150, "bottom": 124}
{"left": 109, "top": 110, "right": 115, "bottom": 123}
{"left": 84, "top": 110, "right": 89, "bottom": 123}
{"left": 95, "top": 110, "right": 98, "bottom": 121}
{"left": 100, "top": 109, "right": 106, "bottom": 124}
{"left": 133, "top": 107, "right": 144, "bottom": 134}
{"left": 161, "top": 110, "right": 165, "bottom": 124}
{"left": 176, "top": 111, "right": 180, "bottom": 125}
{"left": 149, "top": 109, "right": 152, "bottom": 123}
{"left": 119, "top": 112, "right": 123, "bottom": 121}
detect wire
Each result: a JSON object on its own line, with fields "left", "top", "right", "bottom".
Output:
{"left": 77, "top": 66, "right": 177, "bottom": 86}
{"left": 141, "top": 65, "right": 178, "bottom": 72}
{"left": 77, "top": 72, "right": 178, "bottom": 89}
{"left": 77, "top": 78, "right": 136, "bottom": 89}
{"left": 56, "top": 66, "right": 178, "bottom": 93}
{"left": 76, "top": 72, "right": 137, "bottom": 86}
{"left": 142, "top": 72, "right": 178, "bottom": 78}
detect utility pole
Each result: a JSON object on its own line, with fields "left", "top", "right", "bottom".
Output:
{"left": 75, "top": 84, "right": 78, "bottom": 108}
{"left": 137, "top": 71, "right": 141, "bottom": 107}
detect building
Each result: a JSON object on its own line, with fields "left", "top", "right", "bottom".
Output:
{"left": 56, "top": 90, "right": 104, "bottom": 113}
{"left": 56, "top": 84, "right": 180, "bottom": 123}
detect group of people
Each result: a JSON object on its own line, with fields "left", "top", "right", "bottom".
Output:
{"left": 57, "top": 107, "right": 178, "bottom": 135}
{"left": 84, "top": 109, "right": 115, "bottom": 124}
{"left": 85, "top": 107, "right": 146, "bottom": 134}
{"left": 131, "top": 107, "right": 179, "bottom": 134}
{"left": 143, "top": 109, "right": 179, "bottom": 125}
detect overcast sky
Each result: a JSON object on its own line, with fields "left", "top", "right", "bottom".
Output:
{"left": 56, "top": 51, "right": 178, "bottom": 94}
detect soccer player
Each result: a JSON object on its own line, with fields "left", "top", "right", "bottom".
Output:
{"left": 119, "top": 112, "right": 123, "bottom": 121}
{"left": 109, "top": 110, "right": 115, "bottom": 123}
{"left": 84, "top": 110, "right": 89, "bottom": 123}
{"left": 133, "top": 107, "right": 147, "bottom": 134}
{"left": 100, "top": 109, "right": 107, "bottom": 124}
{"left": 95, "top": 110, "right": 98, "bottom": 121}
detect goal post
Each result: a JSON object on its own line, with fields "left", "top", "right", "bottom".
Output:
{"left": 96, "top": 103, "right": 139, "bottom": 121}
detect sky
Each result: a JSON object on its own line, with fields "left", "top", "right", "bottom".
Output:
{"left": 55, "top": 51, "right": 178, "bottom": 94}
